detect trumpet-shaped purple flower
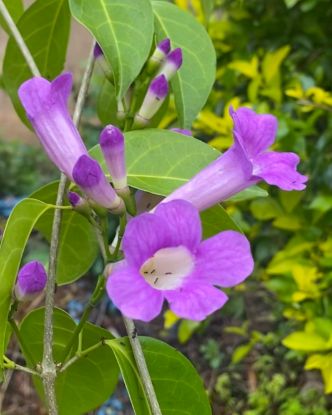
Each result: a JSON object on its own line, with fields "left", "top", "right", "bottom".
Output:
{"left": 18, "top": 73, "right": 88, "bottom": 181}
{"left": 162, "top": 107, "right": 308, "bottom": 211}
{"left": 106, "top": 200, "right": 253, "bottom": 322}
{"left": 72, "top": 155, "right": 124, "bottom": 213}
{"left": 15, "top": 261, "right": 47, "bottom": 301}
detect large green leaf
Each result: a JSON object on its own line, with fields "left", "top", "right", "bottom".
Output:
{"left": 69, "top": 0, "right": 154, "bottom": 98}
{"left": 2, "top": 0, "right": 71, "bottom": 124}
{"left": 0, "top": 198, "right": 52, "bottom": 379}
{"left": 90, "top": 128, "right": 220, "bottom": 195}
{"left": 153, "top": 1, "right": 216, "bottom": 128}
{"left": 20, "top": 308, "right": 119, "bottom": 415}
{"left": 107, "top": 337, "right": 212, "bottom": 414}
{"left": 0, "top": 0, "right": 24, "bottom": 34}
{"left": 201, "top": 204, "right": 241, "bottom": 238}
{"left": 31, "top": 182, "right": 99, "bottom": 285}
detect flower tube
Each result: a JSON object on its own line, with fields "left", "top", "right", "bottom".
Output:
{"left": 147, "top": 38, "right": 171, "bottom": 72}
{"left": 18, "top": 73, "right": 88, "bottom": 181}
{"left": 72, "top": 155, "right": 124, "bottom": 213}
{"left": 158, "top": 48, "right": 183, "bottom": 80}
{"left": 162, "top": 107, "right": 308, "bottom": 211}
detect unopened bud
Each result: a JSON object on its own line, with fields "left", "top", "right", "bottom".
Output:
{"left": 100, "top": 125, "right": 127, "bottom": 191}
{"left": 147, "top": 38, "right": 171, "bottom": 73}
{"left": 72, "top": 155, "right": 124, "bottom": 214}
{"left": 15, "top": 261, "right": 47, "bottom": 301}
{"left": 134, "top": 75, "right": 169, "bottom": 127}
{"left": 158, "top": 48, "right": 183, "bottom": 80}
{"left": 170, "top": 128, "right": 192, "bottom": 136}
{"left": 94, "top": 43, "right": 103, "bottom": 59}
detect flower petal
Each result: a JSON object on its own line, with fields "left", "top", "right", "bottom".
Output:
{"left": 106, "top": 263, "right": 164, "bottom": 322}
{"left": 196, "top": 230, "right": 254, "bottom": 287}
{"left": 154, "top": 200, "right": 201, "bottom": 251}
{"left": 123, "top": 213, "right": 172, "bottom": 267}
{"left": 51, "top": 72, "right": 73, "bottom": 105}
{"left": 254, "top": 151, "right": 308, "bottom": 191}
{"left": 18, "top": 77, "right": 51, "bottom": 119}
{"left": 164, "top": 283, "right": 228, "bottom": 321}
{"left": 230, "top": 106, "right": 278, "bottom": 158}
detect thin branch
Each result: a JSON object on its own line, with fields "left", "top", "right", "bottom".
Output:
{"left": 41, "top": 42, "right": 96, "bottom": 415}
{"left": 0, "top": 0, "right": 40, "bottom": 77}
{"left": 59, "top": 341, "right": 104, "bottom": 373}
{"left": 3, "top": 358, "right": 40, "bottom": 377}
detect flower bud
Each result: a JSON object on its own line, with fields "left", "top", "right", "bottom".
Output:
{"left": 94, "top": 43, "right": 103, "bottom": 59}
{"left": 158, "top": 48, "right": 183, "bottom": 80}
{"left": 100, "top": 125, "right": 128, "bottom": 192}
{"left": 170, "top": 128, "right": 192, "bottom": 136}
{"left": 72, "top": 155, "right": 124, "bottom": 214}
{"left": 134, "top": 75, "right": 169, "bottom": 127}
{"left": 15, "top": 261, "right": 47, "bottom": 301}
{"left": 147, "top": 38, "right": 171, "bottom": 72}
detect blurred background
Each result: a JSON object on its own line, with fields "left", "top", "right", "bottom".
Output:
{"left": 1, "top": 0, "right": 332, "bottom": 413}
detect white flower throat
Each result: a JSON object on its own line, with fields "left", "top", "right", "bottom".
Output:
{"left": 139, "top": 246, "right": 194, "bottom": 290}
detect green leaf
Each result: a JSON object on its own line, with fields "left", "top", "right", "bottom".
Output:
{"left": 30, "top": 182, "right": 99, "bottom": 285}
{"left": 20, "top": 308, "right": 119, "bottom": 415}
{"left": 153, "top": 1, "right": 216, "bottom": 128}
{"left": 250, "top": 197, "right": 283, "bottom": 221}
{"left": 69, "top": 0, "right": 154, "bottom": 98}
{"left": 283, "top": 331, "right": 332, "bottom": 352}
{"left": 201, "top": 204, "right": 241, "bottom": 238}
{"left": 90, "top": 128, "right": 220, "bottom": 196}
{"left": 2, "top": 0, "right": 71, "bottom": 124}
{"left": 305, "top": 353, "right": 332, "bottom": 394}
{"left": 107, "top": 337, "right": 212, "bottom": 414}
{"left": 0, "top": 198, "right": 52, "bottom": 379}
{"left": 97, "top": 78, "right": 118, "bottom": 125}
{"left": 0, "top": 0, "right": 24, "bottom": 34}
{"left": 228, "top": 185, "right": 268, "bottom": 202}
{"left": 231, "top": 342, "right": 254, "bottom": 364}
{"left": 178, "top": 320, "right": 200, "bottom": 344}
{"left": 201, "top": 0, "right": 214, "bottom": 22}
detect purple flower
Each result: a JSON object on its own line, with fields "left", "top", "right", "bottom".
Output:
{"left": 15, "top": 261, "right": 47, "bottom": 301}
{"left": 106, "top": 200, "right": 253, "bottom": 322}
{"left": 134, "top": 75, "right": 169, "bottom": 126}
{"left": 72, "top": 155, "right": 124, "bottom": 213}
{"left": 100, "top": 125, "right": 127, "bottom": 191}
{"left": 150, "top": 38, "right": 171, "bottom": 64}
{"left": 18, "top": 73, "right": 88, "bottom": 181}
{"left": 170, "top": 128, "right": 192, "bottom": 136}
{"left": 162, "top": 107, "right": 308, "bottom": 211}
{"left": 158, "top": 48, "right": 183, "bottom": 80}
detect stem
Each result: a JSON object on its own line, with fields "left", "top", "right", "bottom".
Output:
{"left": 3, "top": 357, "right": 40, "bottom": 377}
{"left": 123, "top": 318, "right": 162, "bottom": 415}
{"left": 9, "top": 319, "right": 36, "bottom": 367}
{"left": 59, "top": 341, "right": 104, "bottom": 373}
{"left": 111, "top": 214, "right": 127, "bottom": 260}
{"left": 0, "top": 0, "right": 40, "bottom": 77}
{"left": 60, "top": 274, "right": 106, "bottom": 363}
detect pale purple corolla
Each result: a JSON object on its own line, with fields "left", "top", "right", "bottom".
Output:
{"left": 18, "top": 73, "right": 88, "bottom": 181}
{"left": 106, "top": 199, "right": 254, "bottom": 322}
{"left": 171, "top": 128, "right": 192, "bottom": 136}
{"left": 15, "top": 261, "right": 47, "bottom": 301}
{"left": 100, "top": 125, "right": 128, "bottom": 192}
{"left": 72, "top": 155, "right": 124, "bottom": 213}
{"left": 158, "top": 48, "right": 183, "bottom": 80}
{"left": 134, "top": 75, "right": 169, "bottom": 126}
{"left": 162, "top": 107, "right": 308, "bottom": 211}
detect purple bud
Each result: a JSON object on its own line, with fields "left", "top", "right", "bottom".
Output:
{"left": 94, "top": 43, "right": 103, "bottom": 58}
{"left": 135, "top": 75, "right": 169, "bottom": 126}
{"left": 158, "top": 38, "right": 171, "bottom": 55}
{"left": 100, "top": 125, "right": 127, "bottom": 191}
{"left": 171, "top": 128, "right": 192, "bottom": 136}
{"left": 72, "top": 155, "right": 124, "bottom": 212}
{"left": 68, "top": 191, "right": 87, "bottom": 208}
{"left": 158, "top": 48, "right": 183, "bottom": 80}
{"left": 15, "top": 261, "right": 47, "bottom": 301}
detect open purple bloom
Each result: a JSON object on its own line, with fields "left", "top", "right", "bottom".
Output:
{"left": 106, "top": 200, "right": 253, "bottom": 322}
{"left": 162, "top": 107, "right": 308, "bottom": 211}
{"left": 15, "top": 261, "right": 47, "bottom": 301}
{"left": 18, "top": 73, "right": 88, "bottom": 181}
{"left": 72, "top": 155, "right": 124, "bottom": 213}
